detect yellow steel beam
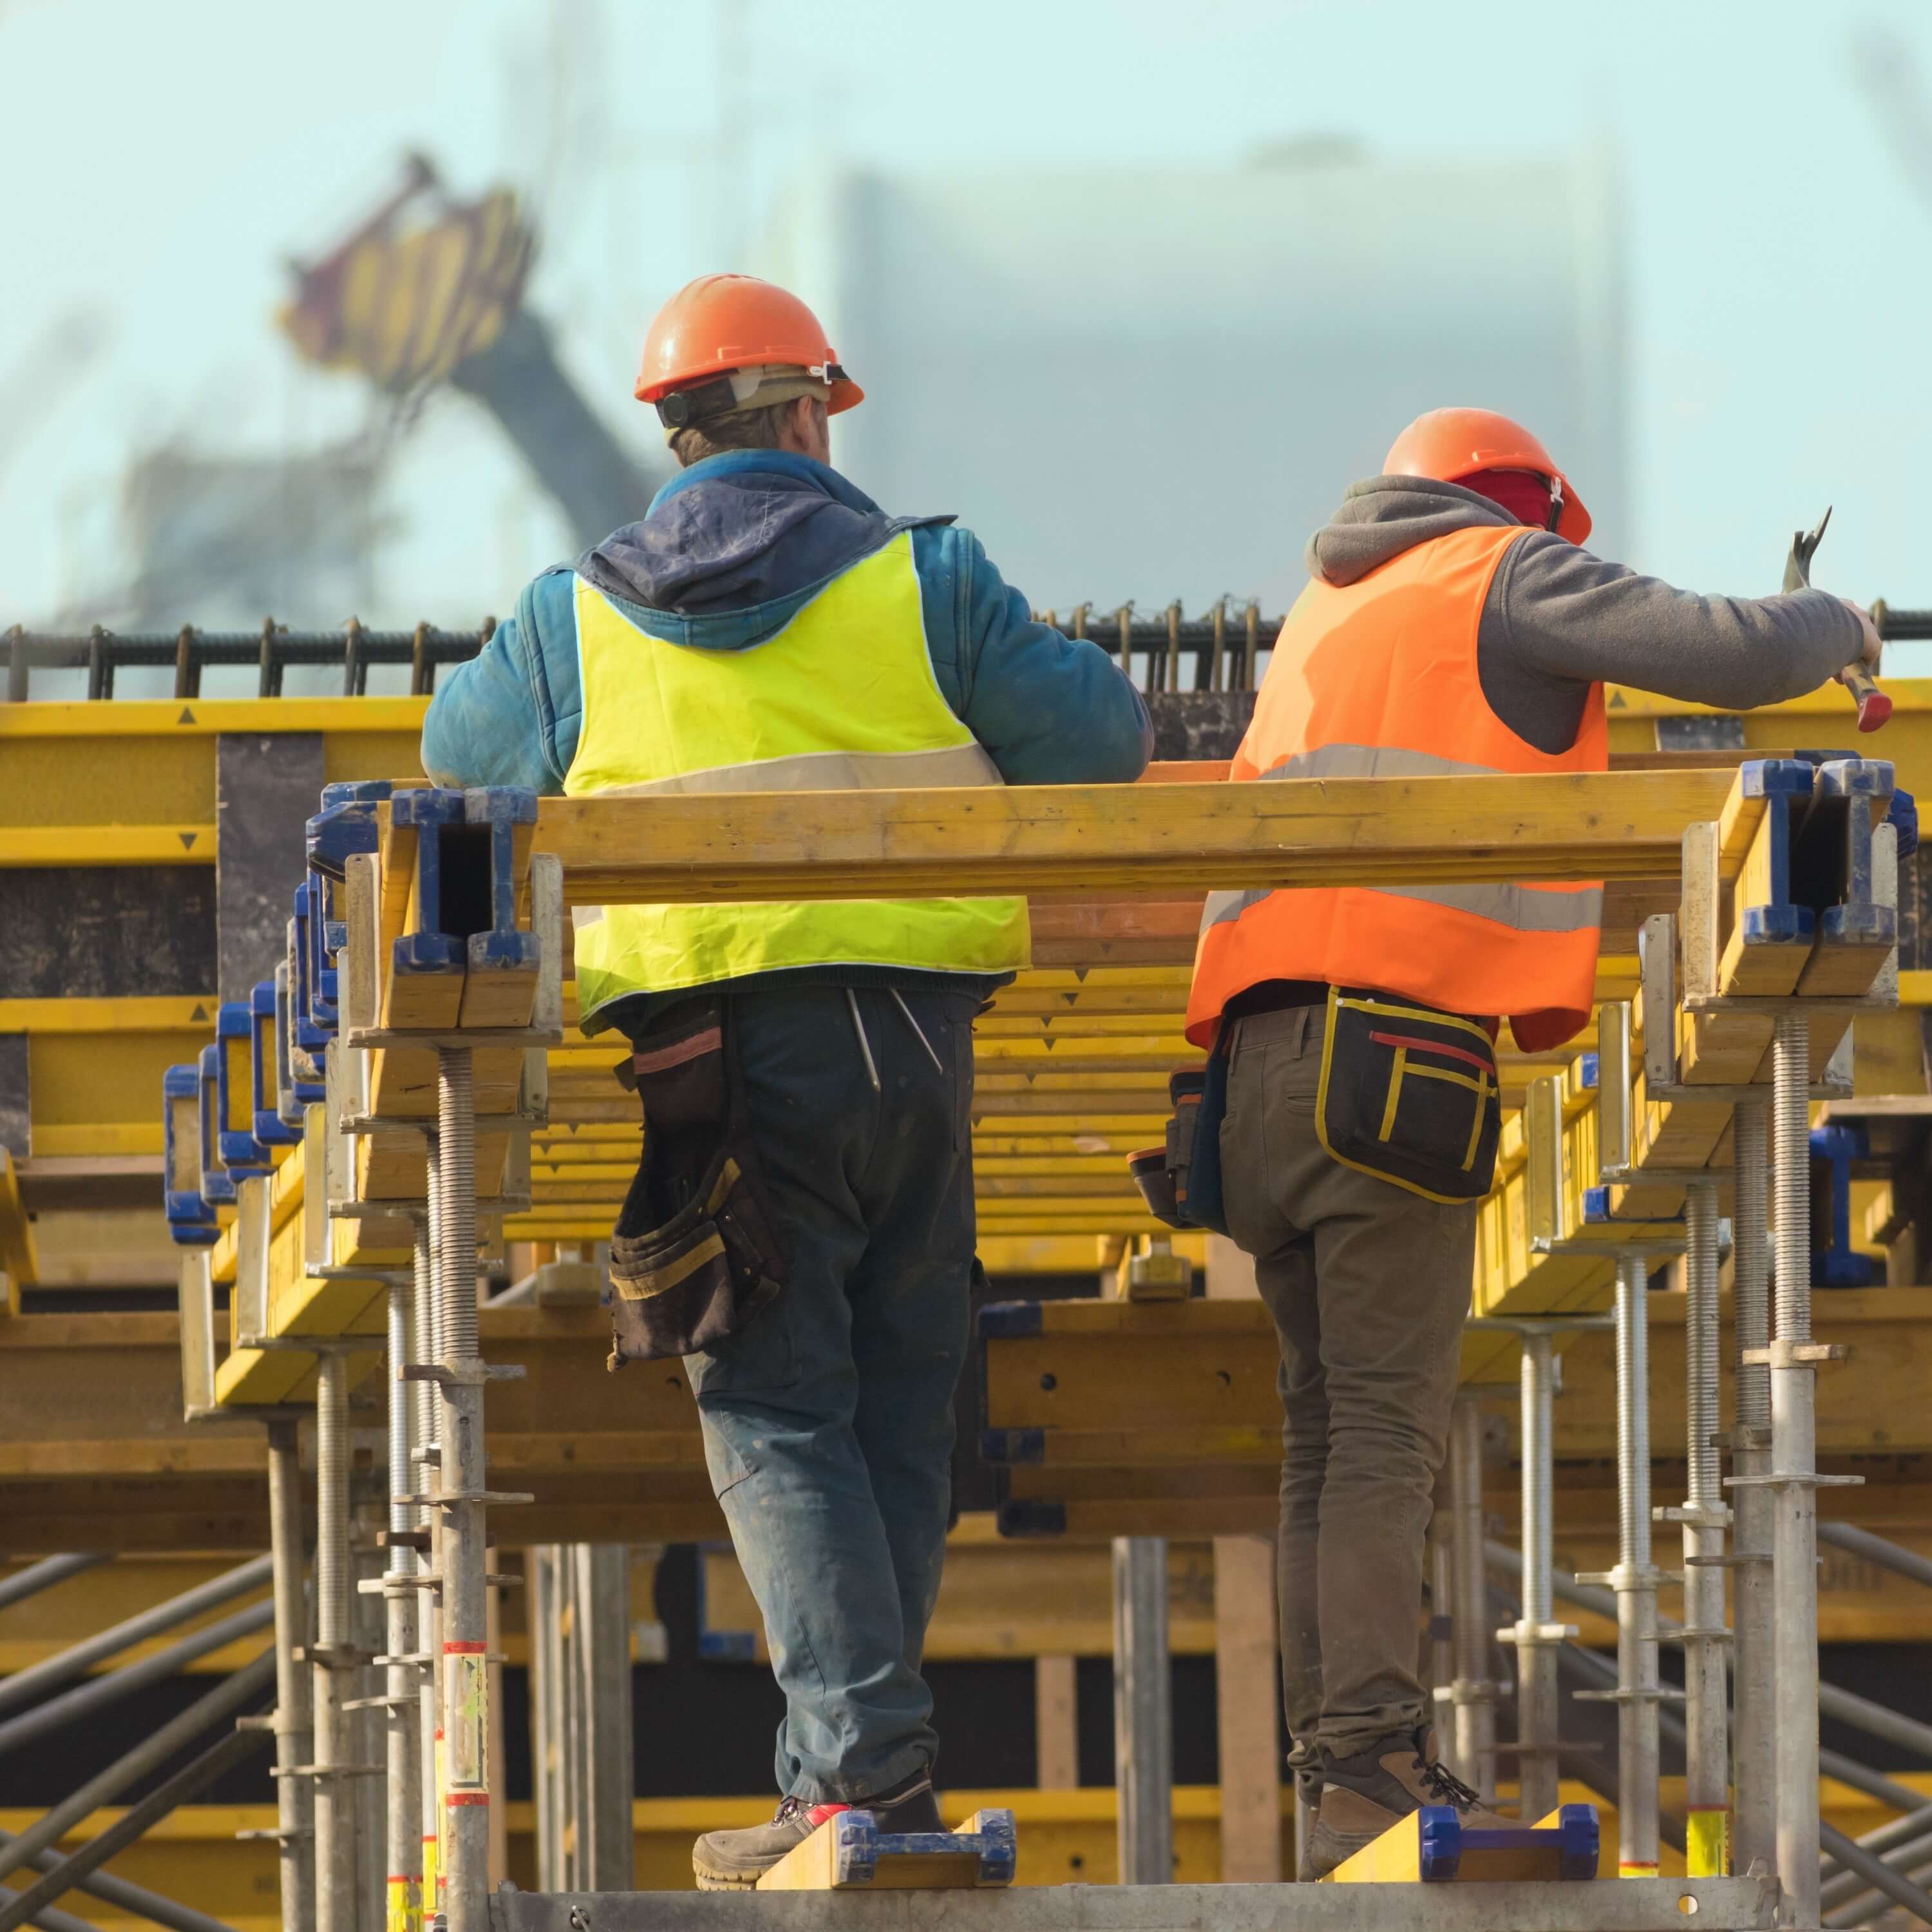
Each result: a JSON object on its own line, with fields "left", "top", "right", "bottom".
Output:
{"left": 0, "top": 1151, "right": 35, "bottom": 1302}
{"left": 0, "top": 826, "right": 215, "bottom": 866}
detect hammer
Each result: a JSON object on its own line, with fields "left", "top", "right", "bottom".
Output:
{"left": 1785, "top": 506, "right": 1891, "bottom": 731}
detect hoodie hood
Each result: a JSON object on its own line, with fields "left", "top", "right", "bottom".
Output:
{"left": 1304, "top": 475, "right": 1526, "bottom": 587}
{"left": 573, "top": 450, "right": 949, "bottom": 645}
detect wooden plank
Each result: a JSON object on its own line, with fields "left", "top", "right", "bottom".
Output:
{"left": 529, "top": 770, "right": 1738, "bottom": 905}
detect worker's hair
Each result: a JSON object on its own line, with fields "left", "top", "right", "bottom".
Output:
{"left": 669, "top": 397, "right": 819, "bottom": 467}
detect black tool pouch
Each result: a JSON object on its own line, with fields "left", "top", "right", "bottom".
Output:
{"left": 1127, "top": 1046, "right": 1231, "bottom": 1237}
{"left": 1314, "top": 985, "right": 1501, "bottom": 1203}
{"left": 606, "top": 999, "right": 790, "bottom": 1367}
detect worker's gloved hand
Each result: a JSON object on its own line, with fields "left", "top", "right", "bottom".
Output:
{"left": 1887, "top": 786, "right": 1918, "bottom": 862}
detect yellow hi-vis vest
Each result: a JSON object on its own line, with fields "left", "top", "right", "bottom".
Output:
{"left": 564, "top": 530, "right": 1031, "bottom": 1030}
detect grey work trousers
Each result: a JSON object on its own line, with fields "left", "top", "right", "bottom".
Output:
{"left": 1217, "top": 1001, "right": 1476, "bottom": 1760}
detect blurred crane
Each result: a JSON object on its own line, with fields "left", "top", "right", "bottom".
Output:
{"left": 279, "top": 153, "right": 662, "bottom": 547}
{"left": 0, "top": 307, "right": 114, "bottom": 490}
{"left": 1852, "top": 21, "right": 1932, "bottom": 212}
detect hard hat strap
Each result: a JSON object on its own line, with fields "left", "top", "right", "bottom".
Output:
{"left": 655, "top": 374, "right": 739, "bottom": 430}
{"left": 1545, "top": 474, "right": 1565, "bottom": 535}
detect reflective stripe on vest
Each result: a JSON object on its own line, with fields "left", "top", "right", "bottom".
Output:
{"left": 564, "top": 531, "right": 1028, "bottom": 1028}
{"left": 1185, "top": 522, "right": 1606, "bottom": 1049}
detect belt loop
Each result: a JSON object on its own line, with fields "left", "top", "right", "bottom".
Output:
{"left": 1292, "top": 1005, "right": 1312, "bottom": 1056}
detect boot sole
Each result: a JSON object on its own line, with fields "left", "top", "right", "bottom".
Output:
{"left": 694, "top": 1870, "right": 762, "bottom": 1891}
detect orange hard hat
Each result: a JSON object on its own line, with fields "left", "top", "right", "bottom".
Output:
{"left": 636, "top": 273, "right": 862, "bottom": 424}
{"left": 1383, "top": 406, "right": 1591, "bottom": 545}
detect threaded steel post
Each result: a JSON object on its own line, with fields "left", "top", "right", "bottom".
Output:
{"left": 1731, "top": 1097, "right": 1776, "bottom": 1877}
{"left": 1613, "top": 1253, "right": 1660, "bottom": 1878}
{"left": 435, "top": 1046, "right": 487, "bottom": 1932}
{"left": 312, "top": 1351, "right": 354, "bottom": 1932}
{"left": 417, "top": 1171, "right": 442, "bottom": 1924}
{"left": 1771, "top": 1014, "right": 1821, "bottom": 1926}
{"left": 1681, "top": 1180, "right": 1730, "bottom": 1877}
{"left": 266, "top": 1419, "right": 316, "bottom": 1932}
{"left": 386, "top": 1283, "right": 422, "bottom": 1932}
{"left": 1514, "top": 1334, "right": 1560, "bottom": 1820}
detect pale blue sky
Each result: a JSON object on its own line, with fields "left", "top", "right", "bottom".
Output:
{"left": 5, "top": 0, "right": 1932, "bottom": 664}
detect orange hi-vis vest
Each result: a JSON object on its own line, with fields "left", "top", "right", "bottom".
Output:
{"left": 1186, "top": 522, "right": 1607, "bottom": 1054}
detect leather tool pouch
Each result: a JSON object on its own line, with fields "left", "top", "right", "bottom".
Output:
{"left": 606, "top": 999, "right": 790, "bottom": 1367}
{"left": 1128, "top": 1046, "right": 1231, "bottom": 1237}
{"left": 1315, "top": 985, "right": 1501, "bottom": 1203}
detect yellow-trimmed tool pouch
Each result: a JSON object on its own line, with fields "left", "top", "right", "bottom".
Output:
{"left": 1314, "top": 985, "right": 1501, "bottom": 1203}
{"left": 606, "top": 999, "right": 790, "bottom": 1366}
{"left": 1127, "top": 1048, "right": 1229, "bottom": 1236}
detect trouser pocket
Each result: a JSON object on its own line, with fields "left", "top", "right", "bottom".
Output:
{"left": 605, "top": 999, "right": 791, "bottom": 1367}
{"left": 1314, "top": 985, "right": 1501, "bottom": 1202}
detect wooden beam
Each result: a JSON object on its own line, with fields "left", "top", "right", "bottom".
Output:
{"left": 526, "top": 770, "right": 1738, "bottom": 905}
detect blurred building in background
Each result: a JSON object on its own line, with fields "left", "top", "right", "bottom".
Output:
{"left": 759, "top": 142, "right": 1625, "bottom": 611}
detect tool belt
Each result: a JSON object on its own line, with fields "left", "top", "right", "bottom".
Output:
{"left": 1313, "top": 985, "right": 1501, "bottom": 1202}
{"left": 605, "top": 998, "right": 790, "bottom": 1368}
{"left": 1127, "top": 1045, "right": 1231, "bottom": 1237}
{"left": 1128, "top": 983, "right": 1500, "bottom": 1226}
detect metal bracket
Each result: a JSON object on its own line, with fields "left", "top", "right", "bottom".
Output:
{"left": 400, "top": 1360, "right": 528, "bottom": 1387}
{"left": 1576, "top": 1565, "right": 1680, "bottom": 1588}
{"left": 1727, "top": 1470, "right": 1866, "bottom": 1490}
{"left": 393, "top": 1490, "right": 536, "bottom": 1508}
{"left": 1739, "top": 1340, "right": 1850, "bottom": 1368}
{"left": 1466, "top": 1314, "right": 1616, "bottom": 1337}
{"left": 1497, "top": 1620, "right": 1578, "bottom": 1645}
{"left": 1683, "top": 994, "right": 1895, "bottom": 1014}
{"left": 1656, "top": 1502, "right": 1733, "bottom": 1529}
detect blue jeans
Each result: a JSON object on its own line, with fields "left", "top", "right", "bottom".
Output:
{"left": 681, "top": 982, "right": 979, "bottom": 1803}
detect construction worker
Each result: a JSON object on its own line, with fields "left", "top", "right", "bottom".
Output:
{"left": 1184, "top": 406, "right": 1882, "bottom": 1879}
{"left": 422, "top": 274, "right": 1150, "bottom": 1887}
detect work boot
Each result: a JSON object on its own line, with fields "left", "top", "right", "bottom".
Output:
{"left": 692, "top": 1769, "right": 944, "bottom": 1889}
{"left": 1302, "top": 1727, "right": 1502, "bottom": 1881}
{"left": 1291, "top": 1763, "right": 1325, "bottom": 1882}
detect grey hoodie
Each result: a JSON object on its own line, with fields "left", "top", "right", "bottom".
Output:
{"left": 1305, "top": 477, "right": 1866, "bottom": 754}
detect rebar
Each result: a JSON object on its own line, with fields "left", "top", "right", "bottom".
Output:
{"left": 0, "top": 1651, "right": 276, "bottom": 1887}
{"left": 1681, "top": 1180, "right": 1729, "bottom": 1879}
{"left": 1772, "top": 1012, "right": 1821, "bottom": 1928}
{"left": 0, "top": 1597, "right": 275, "bottom": 1757}
{"left": 0, "top": 1822, "right": 234, "bottom": 1932}
{"left": 1732, "top": 1096, "right": 1776, "bottom": 1880}
{"left": 0, "top": 1553, "right": 273, "bottom": 1720}
{"left": 2, "top": 604, "right": 1283, "bottom": 701}
{"left": 0, "top": 1555, "right": 109, "bottom": 1618}
{"left": 0, "top": 1725, "right": 269, "bottom": 1932}
{"left": 1819, "top": 1821, "right": 1932, "bottom": 1928}
{"left": 1612, "top": 1253, "right": 1660, "bottom": 1879}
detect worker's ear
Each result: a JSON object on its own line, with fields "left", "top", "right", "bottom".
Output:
{"left": 781, "top": 396, "right": 830, "bottom": 463}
